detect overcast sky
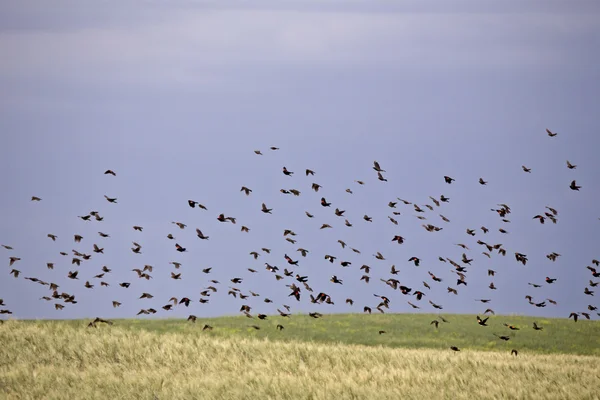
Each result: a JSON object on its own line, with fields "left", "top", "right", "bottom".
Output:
{"left": 1, "top": 0, "right": 599, "bottom": 321}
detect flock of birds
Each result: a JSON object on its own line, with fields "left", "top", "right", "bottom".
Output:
{"left": 1, "top": 128, "right": 599, "bottom": 353}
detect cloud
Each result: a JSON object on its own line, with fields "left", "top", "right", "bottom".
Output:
{"left": 0, "top": 2, "right": 597, "bottom": 92}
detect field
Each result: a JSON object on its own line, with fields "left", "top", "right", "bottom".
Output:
{"left": 1, "top": 314, "right": 600, "bottom": 399}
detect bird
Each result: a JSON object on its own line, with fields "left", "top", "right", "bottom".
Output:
{"left": 104, "top": 195, "right": 117, "bottom": 203}
{"left": 569, "top": 180, "right": 581, "bottom": 191}
{"left": 429, "top": 301, "right": 442, "bottom": 310}
{"left": 285, "top": 254, "right": 298, "bottom": 265}
{"left": 408, "top": 257, "right": 420, "bottom": 266}
{"left": 196, "top": 229, "right": 209, "bottom": 240}
{"left": 238, "top": 186, "right": 253, "bottom": 197}
{"left": 373, "top": 161, "right": 385, "bottom": 172}
{"left": 282, "top": 167, "right": 294, "bottom": 176}
{"left": 172, "top": 221, "right": 187, "bottom": 229}
{"left": 392, "top": 235, "right": 405, "bottom": 244}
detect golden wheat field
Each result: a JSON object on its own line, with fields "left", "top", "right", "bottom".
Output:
{"left": 1, "top": 321, "right": 599, "bottom": 400}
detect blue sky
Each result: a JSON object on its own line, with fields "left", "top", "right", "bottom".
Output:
{"left": 1, "top": 0, "right": 599, "bottom": 320}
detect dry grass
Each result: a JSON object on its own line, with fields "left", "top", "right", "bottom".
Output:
{"left": 1, "top": 321, "right": 599, "bottom": 399}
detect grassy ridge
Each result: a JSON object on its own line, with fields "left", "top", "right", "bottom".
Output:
{"left": 1, "top": 318, "right": 600, "bottom": 400}
{"left": 6, "top": 313, "right": 600, "bottom": 355}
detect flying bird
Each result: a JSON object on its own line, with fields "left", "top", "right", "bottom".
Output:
{"left": 373, "top": 161, "right": 385, "bottom": 172}
{"left": 569, "top": 180, "right": 581, "bottom": 191}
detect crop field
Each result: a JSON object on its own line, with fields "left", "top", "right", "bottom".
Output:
{"left": 1, "top": 314, "right": 599, "bottom": 399}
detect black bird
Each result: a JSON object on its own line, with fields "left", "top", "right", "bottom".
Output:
{"left": 373, "top": 161, "right": 385, "bottom": 172}
{"left": 570, "top": 180, "right": 581, "bottom": 191}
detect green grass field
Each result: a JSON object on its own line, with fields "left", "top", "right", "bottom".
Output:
{"left": 10, "top": 313, "right": 599, "bottom": 355}
{"left": 2, "top": 314, "right": 600, "bottom": 399}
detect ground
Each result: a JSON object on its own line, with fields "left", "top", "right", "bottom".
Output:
{"left": 1, "top": 314, "right": 599, "bottom": 399}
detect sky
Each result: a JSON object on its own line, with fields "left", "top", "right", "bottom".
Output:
{"left": 1, "top": 0, "right": 599, "bottom": 321}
